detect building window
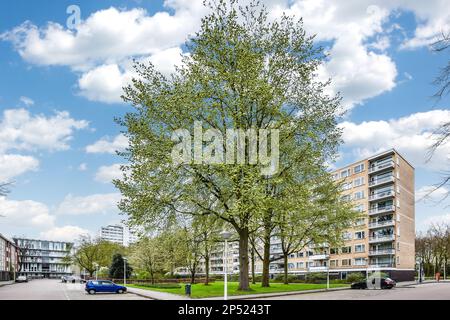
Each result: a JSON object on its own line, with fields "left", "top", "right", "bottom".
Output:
{"left": 342, "top": 182, "right": 352, "bottom": 190}
{"left": 297, "top": 262, "right": 304, "bottom": 268}
{"left": 330, "top": 260, "right": 338, "bottom": 267}
{"left": 355, "top": 204, "right": 364, "bottom": 212}
{"left": 397, "top": 242, "right": 400, "bottom": 251}
{"left": 353, "top": 177, "right": 365, "bottom": 187}
{"left": 355, "top": 231, "right": 365, "bottom": 240}
{"left": 354, "top": 258, "right": 366, "bottom": 266}
{"left": 341, "top": 246, "right": 352, "bottom": 254}
{"left": 355, "top": 244, "right": 365, "bottom": 253}
{"left": 397, "top": 199, "right": 400, "bottom": 208}
{"left": 341, "top": 195, "right": 351, "bottom": 202}
{"left": 297, "top": 252, "right": 304, "bottom": 258}
{"left": 354, "top": 191, "right": 365, "bottom": 200}
{"left": 354, "top": 163, "right": 365, "bottom": 174}
{"left": 330, "top": 248, "right": 338, "bottom": 254}
{"left": 340, "top": 169, "right": 351, "bottom": 178}
{"left": 342, "top": 232, "right": 352, "bottom": 241}
{"left": 341, "top": 259, "right": 352, "bottom": 266}
{"left": 355, "top": 218, "right": 365, "bottom": 226}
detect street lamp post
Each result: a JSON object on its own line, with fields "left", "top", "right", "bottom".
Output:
{"left": 123, "top": 257, "right": 128, "bottom": 286}
{"left": 219, "top": 230, "right": 232, "bottom": 301}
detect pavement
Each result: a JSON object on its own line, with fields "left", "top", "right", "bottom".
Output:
{"left": 1, "top": 279, "right": 450, "bottom": 300}
{"left": 126, "top": 286, "right": 191, "bottom": 300}
{"left": 250, "top": 282, "right": 450, "bottom": 300}
{"left": 0, "top": 279, "right": 150, "bottom": 300}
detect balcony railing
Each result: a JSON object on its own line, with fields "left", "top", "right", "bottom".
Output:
{"left": 368, "top": 263, "right": 395, "bottom": 268}
{"left": 309, "top": 254, "right": 329, "bottom": 260}
{"left": 369, "top": 176, "right": 395, "bottom": 187}
{"left": 369, "top": 160, "right": 395, "bottom": 174}
{"left": 369, "top": 205, "right": 395, "bottom": 215}
{"left": 369, "top": 189, "right": 395, "bottom": 201}
{"left": 368, "top": 220, "right": 395, "bottom": 228}
{"left": 369, "top": 249, "right": 395, "bottom": 255}
{"left": 308, "top": 266, "right": 328, "bottom": 272}
{"left": 369, "top": 234, "right": 395, "bottom": 243}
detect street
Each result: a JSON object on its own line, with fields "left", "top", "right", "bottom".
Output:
{"left": 0, "top": 279, "right": 150, "bottom": 300}
{"left": 253, "top": 282, "right": 450, "bottom": 300}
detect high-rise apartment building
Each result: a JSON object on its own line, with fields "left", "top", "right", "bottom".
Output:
{"left": 13, "top": 238, "right": 73, "bottom": 279}
{"left": 99, "top": 224, "right": 138, "bottom": 246}
{"left": 208, "top": 149, "right": 416, "bottom": 281}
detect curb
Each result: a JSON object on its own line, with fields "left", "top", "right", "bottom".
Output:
{"left": 225, "top": 287, "right": 351, "bottom": 300}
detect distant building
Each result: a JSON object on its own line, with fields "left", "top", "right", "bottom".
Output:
{"left": 99, "top": 224, "right": 138, "bottom": 246}
{"left": 0, "top": 233, "right": 19, "bottom": 281}
{"left": 13, "top": 238, "right": 73, "bottom": 279}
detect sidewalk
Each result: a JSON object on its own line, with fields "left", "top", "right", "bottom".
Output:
{"left": 126, "top": 286, "right": 192, "bottom": 300}
{"left": 0, "top": 281, "right": 14, "bottom": 287}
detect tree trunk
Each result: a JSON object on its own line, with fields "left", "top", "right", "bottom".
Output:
{"left": 150, "top": 270, "right": 154, "bottom": 285}
{"left": 238, "top": 228, "right": 250, "bottom": 291}
{"left": 205, "top": 255, "right": 210, "bottom": 285}
{"left": 283, "top": 254, "right": 289, "bottom": 284}
{"left": 251, "top": 247, "right": 256, "bottom": 285}
{"left": 261, "top": 235, "right": 271, "bottom": 287}
{"left": 191, "top": 269, "right": 196, "bottom": 284}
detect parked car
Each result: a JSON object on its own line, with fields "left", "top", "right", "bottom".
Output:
{"left": 15, "top": 276, "right": 28, "bottom": 283}
{"left": 85, "top": 280, "right": 127, "bottom": 294}
{"left": 351, "top": 277, "right": 396, "bottom": 289}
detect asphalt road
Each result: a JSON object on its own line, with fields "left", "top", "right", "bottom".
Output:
{"left": 0, "top": 279, "right": 150, "bottom": 300}
{"left": 254, "top": 282, "right": 450, "bottom": 300}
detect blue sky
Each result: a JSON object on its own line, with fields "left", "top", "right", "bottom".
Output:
{"left": 0, "top": 0, "right": 449, "bottom": 241}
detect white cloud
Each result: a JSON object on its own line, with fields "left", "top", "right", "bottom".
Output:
{"left": 0, "top": 196, "right": 54, "bottom": 228}
{"left": 0, "top": 154, "right": 39, "bottom": 181}
{"left": 56, "top": 192, "right": 121, "bottom": 215}
{"left": 40, "top": 225, "right": 91, "bottom": 242}
{"left": 78, "top": 163, "right": 88, "bottom": 171}
{"left": 86, "top": 134, "right": 128, "bottom": 154}
{"left": 0, "top": 108, "right": 88, "bottom": 153}
{"left": 95, "top": 164, "right": 123, "bottom": 184}
{"left": 340, "top": 109, "right": 450, "bottom": 170}
{"left": 422, "top": 213, "right": 450, "bottom": 228}
{"left": 416, "top": 185, "right": 449, "bottom": 203}
{"left": 2, "top": 1, "right": 449, "bottom": 107}
{"left": 19, "top": 96, "right": 34, "bottom": 107}
{"left": 78, "top": 64, "right": 133, "bottom": 104}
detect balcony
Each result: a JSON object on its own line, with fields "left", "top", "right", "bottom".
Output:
{"left": 368, "top": 160, "right": 395, "bottom": 174}
{"left": 369, "top": 176, "right": 395, "bottom": 187}
{"left": 369, "top": 249, "right": 395, "bottom": 256}
{"left": 308, "top": 266, "right": 328, "bottom": 272}
{"left": 309, "top": 254, "right": 329, "bottom": 260}
{"left": 369, "top": 234, "right": 395, "bottom": 243}
{"left": 369, "top": 189, "right": 395, "bottom": 201}
{"left": 368, "top": 263, "right": 395, "bottom": 268}
{"left": 369, "top": 220, "right": 395, "bottom": 228}
{"left": 368, "top": 205, "right": 395, "bottom": 215}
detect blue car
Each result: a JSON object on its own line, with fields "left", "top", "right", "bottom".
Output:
{"left": 85, "top": 280, "right": 127, "bottom": 294}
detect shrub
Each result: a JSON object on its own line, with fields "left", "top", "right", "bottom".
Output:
{"left": 346, "top": 273, "right": 365, "bottom": 283}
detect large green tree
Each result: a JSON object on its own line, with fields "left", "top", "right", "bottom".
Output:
{"left": 116, "top": 0, "right": 344, "bottom": 290}
{"left": 71, "top": 237, "right": 125, "bottom": 276}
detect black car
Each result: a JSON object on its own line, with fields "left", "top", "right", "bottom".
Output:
{"left": 351, "top": 277, "right": 396, "bottom": 289}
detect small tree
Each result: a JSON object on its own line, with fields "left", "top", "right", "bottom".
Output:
{"left": 109, "top": 253, "right": 133, "bottom": 280}
{"left": 130, "top": 237, "right": 164, "bottom": 284}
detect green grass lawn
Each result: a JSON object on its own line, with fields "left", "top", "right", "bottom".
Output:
{"left": 125, "top": 281, "right": 349, "bottom": 298}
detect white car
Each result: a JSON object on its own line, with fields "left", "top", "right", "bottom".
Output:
{"left": 15, "top": 276, "right": 28, "bottom": 283}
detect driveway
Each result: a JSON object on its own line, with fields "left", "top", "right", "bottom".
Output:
{"left": 0, "top": 279, "right": 150, "bottom": 300}
{"left": 252, "top": 282, "right": 450, "bottom": 300}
